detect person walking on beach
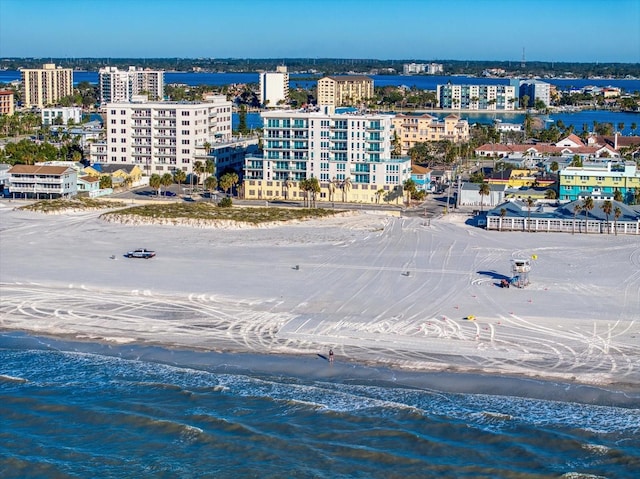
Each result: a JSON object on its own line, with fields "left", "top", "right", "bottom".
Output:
{"left": 329, "top": 349, "right": 334, "bottom": 362}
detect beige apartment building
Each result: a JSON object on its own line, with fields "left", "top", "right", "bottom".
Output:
{"left": 0, "top": 90, "right": 15, "bottom": 115}
{"left": 21, "top": 63, "right": 73, "bottom": 108}
{"left": 392, "top": 113, "right": 470, "bottom": 154}
{"left": 317, "top": 75, "right": 374, "bottom": 107}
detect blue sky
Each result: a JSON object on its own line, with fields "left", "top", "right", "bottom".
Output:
{"left": 1, "top": 0, "right": 638, "bottom": 62}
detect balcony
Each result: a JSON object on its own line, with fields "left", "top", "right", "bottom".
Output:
{"left": 366, "top": 125, "right": 383, "bottom": 131}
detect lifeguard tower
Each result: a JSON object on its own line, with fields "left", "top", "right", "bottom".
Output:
{"left": 511, "top": 258, "right": 531, "bottom": 288}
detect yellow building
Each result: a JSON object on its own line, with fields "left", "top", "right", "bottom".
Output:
{"left": 392, "top": 113, "right": 470, "bottom": 154}
{"left": 317, "top": 75, "right": 373, "bottom": 107}
{"left": 0, "top": 90, "right": 15, "bottom": 115}
{"left": 242, "top": 178, "right": 404, "bottom": 205}
{"left": 84, "top": 164, "right": 143, "bottom": 187}
{"left": 21, "top": 63, "right": 73, "bottom": 108}
{"left": 486, "top": 169, "right": 555, "bottom": 189}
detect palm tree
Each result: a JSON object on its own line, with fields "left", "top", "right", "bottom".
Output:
{"left": 613, "top": 188, "right": 623, "bottom": 202}
{"left": 193, "top": 160, "right": 204, "bottom": 189}
{"left": 219, "top": 172, "right": 237, "bottom": 197}
{"left": 298, "top": 179, "right": 310, "bottom": 207}
{"left": 149, "top": 173, "right": 162, "bottom": 197}
{"left": 550, "top": 161, "right": 559, "bottom": 175}
{"left": 613, "top": 206, "right": 622, "bottom": 236}
{"left": 160, "top": 173, "right": 173, "bottom": 196}
{"left": 499, "top": 208, "right": 507, "bottom": 232}
{"left": 582, "top": 197, "right": 594, "bottom": 233}
{"left": 173, "top": 169, "right": 186, "bottom": 194}
{"left": 544, "top": 189, "right": 557, "bottom": 200}
{"left": 572, "top": 203, "right": 582, "bottom": 235}
{"left": 375, "top": 188, "right": 385, "bottom": 204}
{"left": 308, "top": 177, "right": 320, "bottom": 207}
{"left": 478, "top": 182, "right": 490, "bottom": 212}
{"left": 205, "top": 158, "right": 215, "bottom": 179}
{"left": 342, "top": 177, "right": 352, "bottom": 203}
{"left": 204, "top": 176, "right": 218, "bottom": 201}
{"left": 601, "top": 200, "right": 612, "bottom": 234}
{"left": 525, "top": 197, "right": 535, "bottom": 232}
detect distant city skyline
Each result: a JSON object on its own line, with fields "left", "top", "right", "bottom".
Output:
{"left": 1, "top": 0, "right": 639, "bottom": 63}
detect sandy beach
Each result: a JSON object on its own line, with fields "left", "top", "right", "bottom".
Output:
{"left": 1, "top": 202, "right": 639, "bottom": 390}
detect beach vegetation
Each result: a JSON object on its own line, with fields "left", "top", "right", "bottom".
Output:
{"left": 20, "top": 197, "right": 126, "bottom": 213}
{"left": 218, "top": 197, "right": 232, "bottom": 208}
{"left": 101, "top": 202, "right": 341, "bottom": 224}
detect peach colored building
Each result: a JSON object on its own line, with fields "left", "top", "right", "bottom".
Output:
{"left": 317, "top": 75, "right": 373, "bottom": 107}
{"left": 21, "top": 63, "right": 73, "bottom": 108}
{"left": 0, "top": 90, "right": 14, "bottom": 116}
{"left": 392, "top": 113, "right": 470, "bottom": 154}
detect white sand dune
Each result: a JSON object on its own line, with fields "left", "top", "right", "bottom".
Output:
{"left": 1, "top": 204, "right": 639, "bottom": 388}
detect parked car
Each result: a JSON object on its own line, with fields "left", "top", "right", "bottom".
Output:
{"left": 126, "top": 248, "right": 156, "bottom": 259}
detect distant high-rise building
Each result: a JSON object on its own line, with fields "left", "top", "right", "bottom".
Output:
{"left": 99, "top": 66, "right": 164, "bottom": 104}
{"left": 259, "top": 65, "right": 290, "bottom": 107}
{"left": 317, "top": 76, "right": 373, "bottom": 107}
{"left": 403, "top": 63, "right": 443, "bottom": 75}
{"left": 21, "top": 63, "right": 73, "bottom": 108}
{"left": 519, "top": 80, "right": 551, "bottom": 108}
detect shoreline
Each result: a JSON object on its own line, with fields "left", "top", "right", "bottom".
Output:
{"left": 3, "top": 330, "right": 638, "bottom": 409}
{"left": 1, "top": 206, "right": 639, "bottom": 397}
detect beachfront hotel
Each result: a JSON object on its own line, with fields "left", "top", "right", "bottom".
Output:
{"left": 242, "top": 108, "right": 412, "bottom": 204}
{"left": 89, "top": 96, "right": 232, "bottom": 176}
{"left": 259, "top": 66, "right": 289, "bottom": 107}
{"left": 317, "top": 76, "right": 374, "bottom": 107}
{"left": 391, "top": 113, "right": 470, "bottom": 155}
{"left": 559, "top": 161, "right": 640, "bottom": 203}
{"left": 7, "top": 164, "right": 77, "bottom": 199}
{"left": 436, "top": 83, "right": 517, "bottom": 110}
{"left": 21, "top": 63, "right": 73, "bottom": 109}
{"left": 98, "top": 66, "right": 165, "bottom": 104}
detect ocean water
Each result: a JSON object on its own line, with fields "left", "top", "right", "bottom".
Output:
{"left": 1, "top": 333, "right": 638, "bottom": 479}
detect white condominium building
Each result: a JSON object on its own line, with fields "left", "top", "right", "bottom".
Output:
{"left": 243, "top": 108, "right": 412, "bottom": 203}
{"left": 21, "top": 63, "right": 73, "bottom": 108}
{"left": 92, "top": 97, "right": 232, "bottom": 175}
{"left": 259, "top": 65, "right": 289, "bottom": 107}
{"left": 519, "top": 79, "right": 551, "bottom": 108}
{"left": 437, "top": 83, "right": 517, "bottom": 110}
{"left": 41, "top": 106, "right": 83, "bottom": 125}
{"left": 99, "top": 66, "right": 165, "bottom": 104}
{"left": 403, "top": 63, "right": 443, "bottom": 75}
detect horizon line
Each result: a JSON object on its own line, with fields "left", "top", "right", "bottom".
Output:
{"left": 2, "top": 57, "right": 639, "bottom": 65}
